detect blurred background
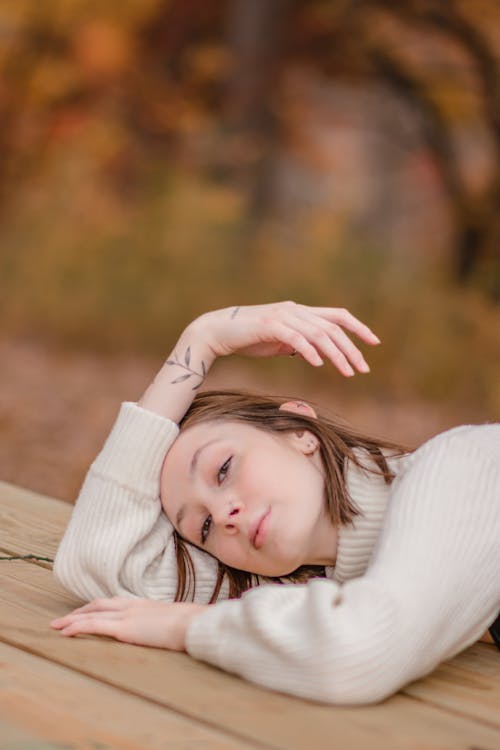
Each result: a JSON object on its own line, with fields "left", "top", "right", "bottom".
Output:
{"left": 1, "top": 0, "right": 499, "bottom": 503}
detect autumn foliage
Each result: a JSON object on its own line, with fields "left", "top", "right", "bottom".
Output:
{"left": 0, "top": 0, "right": 499, "bottom": 414}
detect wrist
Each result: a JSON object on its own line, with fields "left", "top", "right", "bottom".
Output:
{"left": 137, "top": 324, "right": 216, "bottom": 422}
{"left": 181, "top": 603, "right": 211, "bottom": 651}
{"left": 178, "top": 319, "right": 217, "bottom": 368}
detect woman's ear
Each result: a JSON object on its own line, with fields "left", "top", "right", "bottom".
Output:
{"left": 279, "top": 401, "right": 318, "bottom": 419}
{"left": 279, "top": 401, "right": 319, "bottom": 455}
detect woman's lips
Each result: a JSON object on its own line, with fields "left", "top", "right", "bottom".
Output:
{"left": 251, "top": 507, "right": 271, "bottom": 549}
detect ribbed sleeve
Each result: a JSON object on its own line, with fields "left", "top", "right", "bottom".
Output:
{"left": 53, "top": 402, "right": 228, "bottom": 603}
{"left": 186, "top": 424, "right": 500, "bottom": 704}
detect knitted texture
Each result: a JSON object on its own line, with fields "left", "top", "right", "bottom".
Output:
{"left": 186, "top": 425, "right": 500, "bottom": 704}
{"left": 54, "top": 402, "right": 226, "bottom": 603}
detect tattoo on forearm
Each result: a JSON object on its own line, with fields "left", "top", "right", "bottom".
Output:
{"left": 231, "top": 306, "right": 240, "bottom": 319}
{"left": 166, "top": 347, "right": 206, "bottom": 390}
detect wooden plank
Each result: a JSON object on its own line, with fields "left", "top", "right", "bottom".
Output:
{"left": 404, "top": 643, "right": 500, "bottom": 728}
{"left": 0, "top": 481, "right": 69, "bottom": 565}
{"left": 0, "top": 640, "right": 262, "bottom": 750}
{"left": 0, "top": 717, "right": 62, "bottom": 750}
{"left": 1, "top": 563, "right": 499, "bottom": 750}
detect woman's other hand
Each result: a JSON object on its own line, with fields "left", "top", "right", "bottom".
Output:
{"left": 190, "top": 301, "right": 380, "bottom": 378}
{"left": 50, "top": 597, "right": 209, "bottom": 651}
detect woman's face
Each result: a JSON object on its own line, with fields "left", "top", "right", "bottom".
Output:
{"left": 160, "top": 416, "right": 338, "bottom": 577}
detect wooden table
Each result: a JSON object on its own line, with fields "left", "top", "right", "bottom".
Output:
{"left": 0, "top": 480, "right": 499, "bottom": 750}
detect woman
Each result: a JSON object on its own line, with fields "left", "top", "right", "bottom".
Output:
{"left": 51, "top": 302, "right": 500, "bottom": 705}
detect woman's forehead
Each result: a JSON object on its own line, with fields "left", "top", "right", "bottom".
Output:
{"left": 172, "top": 419, "right": 280, "bottom": 469}
{"left": 171, "top": 420, "right": 241, "bottom": 463}
{"left": 179, "top": 418, "right": 255, "bottom": 443}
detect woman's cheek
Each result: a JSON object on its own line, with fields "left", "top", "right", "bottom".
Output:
{"left": 213, "top": 539, "right": 245, "bottom": 570}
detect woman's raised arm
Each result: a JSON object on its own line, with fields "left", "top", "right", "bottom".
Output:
{"left": 138, "top": 302, "right": 379, "bottom": 422}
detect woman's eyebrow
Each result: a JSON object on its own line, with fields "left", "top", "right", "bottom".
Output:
{"left": 189, "top": 438, "right": 221, "bottom": 477}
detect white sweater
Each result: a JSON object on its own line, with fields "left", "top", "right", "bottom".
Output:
{"left": 54, "top": 402, "right": 500, "bottom": 705}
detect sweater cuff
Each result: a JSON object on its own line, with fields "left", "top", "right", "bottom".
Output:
{"left": 186, "top": 598, "right": 240, "bottom": 667}
{"left": 90, "top": 402, "right": 179, "bottom": 495}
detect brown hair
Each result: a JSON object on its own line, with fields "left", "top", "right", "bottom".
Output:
{"left": 172, "top": 389, "right": 412, "bottom": 603}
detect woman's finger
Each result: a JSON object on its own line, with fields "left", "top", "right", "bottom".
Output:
{"left": 50, "top": 597, "right": 135, "bottom": 628}
{"left": 59, "top": 615, "right": 124, "bottom": 639}
{"left": 306, "top": 306, "right": 380, "bottom": 344}
{"left": 292, "top": 309, "right": 371, "bottom": 374}
{"left": 326, "top": 324, "right": 370, "bottom": 373}
{"left": 279, "top": 313, "right": 358, "bottom": 376}
{"left": 266, "top": 320, "right": 324, "bottom": 367}
{"left": 52, "top": 610, "right": 124, "bottom": 629}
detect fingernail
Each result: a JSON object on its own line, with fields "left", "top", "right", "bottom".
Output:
{"left": 359, "top": 362, "right": 370, "bottom": 373}
{"left": 372, "top": 335, "right": 381, "bottom": 344}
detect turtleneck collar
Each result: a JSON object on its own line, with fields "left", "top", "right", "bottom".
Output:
{"left": 325, "top": 449, "right": 410, "bottom": 584}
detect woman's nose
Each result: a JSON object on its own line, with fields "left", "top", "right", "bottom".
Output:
{"left": 214, "top": 500, "right": 243, "bottom": 532}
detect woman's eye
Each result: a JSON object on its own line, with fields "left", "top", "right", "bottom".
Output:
{"left": 217, "top": 456, "right": 232, "bottom": 484}
{"left": 201, "top": 515, "right": 212, "bottom": 544}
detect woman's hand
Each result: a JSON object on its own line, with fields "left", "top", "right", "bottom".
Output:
{"left": 50, "top": 597, "right": 209, "bottom": 650}
{"left": 190, "top": 301, "right": 380, "bottom": 378}
{"left": 138, "top": 301, "right": 380, "bottom": 423}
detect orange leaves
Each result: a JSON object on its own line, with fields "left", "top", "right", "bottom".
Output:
{"left": 72, "top": 21, "right": 135, "bottom": 83}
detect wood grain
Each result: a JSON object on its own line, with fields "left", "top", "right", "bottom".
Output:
{"left": 0, "top": 640, "right": 260, "bottom": 750}
{"left": 0, "top": 480, "right": 68, "bottom": 566}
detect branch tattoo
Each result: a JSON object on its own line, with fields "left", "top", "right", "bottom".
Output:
{"left": 167, "top": 347, "right": 206, "bottom": 390}
{"left": 167, "top": 307, "right": 239, "bottom": 389}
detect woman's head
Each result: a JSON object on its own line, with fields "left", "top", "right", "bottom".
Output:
{"left": 160, "top": 390, "right": 409, "bottom": 601}
{"left": 161, "top": 397, "right": 338, "bottom": 580}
